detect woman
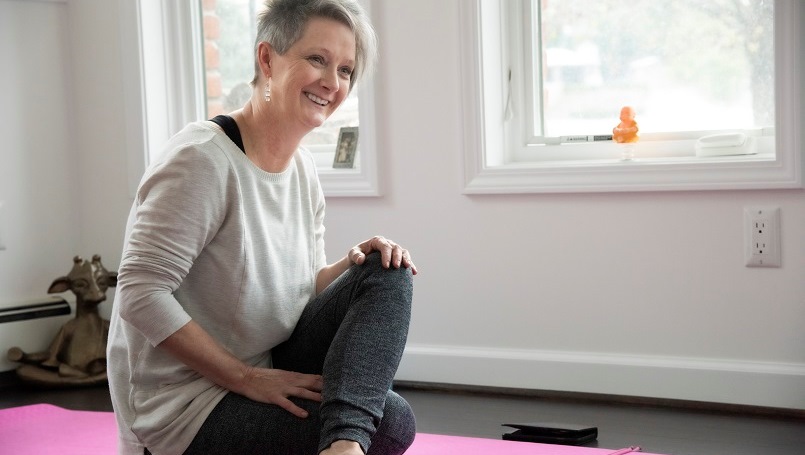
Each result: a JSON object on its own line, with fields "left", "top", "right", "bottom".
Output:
{"left": 107, "top": 1, "right": 417, "bottom": 454}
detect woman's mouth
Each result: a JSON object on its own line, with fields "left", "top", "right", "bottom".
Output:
{"left": 305, "top": 92, "right": 329, "bottom": 106}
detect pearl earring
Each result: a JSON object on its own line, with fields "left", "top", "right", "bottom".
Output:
{"left": 264, "top": 80, "right": 271, "bottom": 102}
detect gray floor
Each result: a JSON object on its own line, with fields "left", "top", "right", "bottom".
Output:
{"left": 1, "top": 382, "right": 803, "bottom": 455}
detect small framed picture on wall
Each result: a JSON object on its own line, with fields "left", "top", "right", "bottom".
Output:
{"left": 333, "top": 126, "right": 359, "bottom": 169}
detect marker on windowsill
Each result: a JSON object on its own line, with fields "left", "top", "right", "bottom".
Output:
{"left": 560, "top": 134, "right": 613, "bottom": 143}
{"left": 607, "top": 446, "right": 642, "bottom": 455}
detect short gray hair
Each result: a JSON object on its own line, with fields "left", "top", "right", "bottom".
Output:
{"left": 252, "top": 0, "right": 377, "bottom": 91}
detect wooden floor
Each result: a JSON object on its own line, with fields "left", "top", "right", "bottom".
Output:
{"left": 1, "top": 380, "right": 803, "bottom": 455}
{"left": 396, "top": 385, "right": 805, "bottom": 455}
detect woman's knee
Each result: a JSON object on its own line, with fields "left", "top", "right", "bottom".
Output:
{"left": 359, "top": 252, "right": 414, "bottom": 295}
{"left": 345, "top": 251, "right": 413, "bottom": 328}
{"left": 374, "top": 391, "right": 416, "bottom": 451}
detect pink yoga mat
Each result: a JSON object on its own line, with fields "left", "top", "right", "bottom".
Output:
{"left": 410, "top": 433, "right": 661, "bottom": 454}
{"left": 0, "top": 404, "right": 663, "bottom": 454}
{"left": 0, "top": 404, "right": 117, "bottom": 454}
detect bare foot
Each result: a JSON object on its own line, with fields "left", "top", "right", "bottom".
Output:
{"left": 320, "top": 440, "right": 364, "bottom": 455}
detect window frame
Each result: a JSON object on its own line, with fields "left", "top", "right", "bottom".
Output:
{"left": 121, "top": 0, "right": 380, "bottom": 198}
{"left": 460, "top": 0, "right": 803, "bottom": 194}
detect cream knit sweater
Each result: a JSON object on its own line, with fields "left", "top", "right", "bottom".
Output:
{"left": 107, "top": 121, "right": 326, "bottom": 455}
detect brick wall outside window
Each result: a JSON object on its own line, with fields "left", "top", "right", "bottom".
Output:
{"left": 203, "top": 0, "right": 224, "bottom": 117}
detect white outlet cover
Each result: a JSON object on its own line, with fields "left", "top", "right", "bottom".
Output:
{"left": 744, "top": 207, "right": 781, "bottom": 267}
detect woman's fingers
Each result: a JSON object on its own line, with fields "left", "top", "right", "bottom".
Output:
{"left": 240, "top": 369, "right": 324, "bottom": 418}
{"left": 375, "top": 236, "right": 416, "bottom": 273}
{"left": 275, "top": 376, "right": 322, "bottom": 418}
{"left": 276, "top": 395, "right": 312, "bottom": 419}
{"left": 349, "top": 246, "right": 365, "bottom": 265}
{"left": 401, "top": 249, "right": 418, "bottom": 275}
{"left": 296, "top": 371, "right": 323, "bottom": 392}
{"left": 371, "top": 236, "right": 398, "bottom": 268}
{"left": 273, "top": 384, "right": 322, "bottom": 418}
{"left": 292, "top": 386, "right": 323, "bottom": 403}
{"left": 349, "top": 236, "right": 417, "bottom": 274}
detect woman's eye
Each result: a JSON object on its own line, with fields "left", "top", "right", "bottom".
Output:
{"left": 339, "top": 67, "right": 353, "bottom": 78}
{"left": 308, "top": 55, "right": 325, "bottom": 66}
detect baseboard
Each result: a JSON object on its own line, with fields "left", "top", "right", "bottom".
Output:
{"left": 393, "top": 380, "right": 805, "bottom": 420}
{"left": 0, "top": 370, "right": 21, "bottom": 390}
{"left": 396, "top": 344, "right": 805, "bottom": 411}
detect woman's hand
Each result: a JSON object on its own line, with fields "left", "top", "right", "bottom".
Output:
{"left": 236, "top": 366, "right": 323, "bottom": 418}
{"left": 315, "top": 236, "right": 417, "bottom": 294}
{"left": 158, "top": 321, "right": 322, "bottom": 418}
{"left": 349, "top": 235, "right": 417, "bottom": 275}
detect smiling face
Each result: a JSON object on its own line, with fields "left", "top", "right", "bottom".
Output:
{"left": 267, "top": 17, "right": 356, "bottom": 132}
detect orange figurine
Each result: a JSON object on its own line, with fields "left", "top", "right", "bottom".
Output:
{"left": 613, "top": 106, "right": 639, "bottom": 143}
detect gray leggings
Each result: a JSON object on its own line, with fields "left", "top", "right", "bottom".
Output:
{"left": 174, "top": 252, "right": 415, "bottom": 455}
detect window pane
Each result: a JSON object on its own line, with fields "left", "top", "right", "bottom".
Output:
{"left": 201, "top": 0, "right": 358, "bottom": 146}
{"left": 537, "top": 0, "right": 774, "bottom": 137}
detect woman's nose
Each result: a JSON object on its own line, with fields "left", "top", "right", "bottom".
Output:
{"left": 321, "top": 67, "right": 340, "bottom": 92}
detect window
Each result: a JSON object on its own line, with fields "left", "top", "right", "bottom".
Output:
{"left": 201, "top": 0, "right": 359, "bottom": 156}
{"left": 122, "top": 0, "right": 380, "bottom": 197}
{"left": 461, "top": 0, "right": 803, "bottom": 193}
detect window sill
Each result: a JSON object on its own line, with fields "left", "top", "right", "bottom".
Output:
{"left": 509, "top": 135, "right": 774, "bottom": 165}
{"left": 464, "top": 146, "right": 798, "bottom": 195}
{"left": 317, "top": 169, "right": 378, "bottom": 197}
{"left": 504, "top": 151, "right": 776, "bottom": 170}
{"left": 307, "top": 146, "right": 378, "bottom": 197}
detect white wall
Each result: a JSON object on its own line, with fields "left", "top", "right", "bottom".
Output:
{"left": 0, "top": 0, "right": 82, "bottom": 366}
{"left": 0, "top": 0, "right": 131, "bottom": 371}
{"left": 1, "top": 0, "right": 803, "bottom": 409}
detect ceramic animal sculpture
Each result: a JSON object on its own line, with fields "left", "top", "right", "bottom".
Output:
{"left": 7, "top": 255, "right": 117, "bottom": 387}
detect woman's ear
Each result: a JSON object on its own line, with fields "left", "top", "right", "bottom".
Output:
{"left": 257, "top": 41, "right": 273, "bottom": 78}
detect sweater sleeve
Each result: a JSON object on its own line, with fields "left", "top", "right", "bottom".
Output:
{"left": 313, "top": 171, "right": 327, "bottom": 275}
{"left": 117, "top": 143, "right": 229, "bottom": 346}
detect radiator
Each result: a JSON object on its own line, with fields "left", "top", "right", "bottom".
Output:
{"left": 0, "top": 297, "right": 70, "bottom": 324}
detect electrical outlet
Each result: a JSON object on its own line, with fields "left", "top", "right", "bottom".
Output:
{"left": 745, "top": 207, "right": 781, "bottom": 267}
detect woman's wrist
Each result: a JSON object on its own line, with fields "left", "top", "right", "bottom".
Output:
{"left": 226, "top": 363, "right": 255, "bottom": 396}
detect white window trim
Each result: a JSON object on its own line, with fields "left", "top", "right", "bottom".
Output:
{"left": 119, "top": 0, "right": 147, "bottom": 198}
{"left": 460, "top": 0, "right": 803, "bottom": 194}
{"left": 121, "top": 0, "right": 380, "bottom": 198}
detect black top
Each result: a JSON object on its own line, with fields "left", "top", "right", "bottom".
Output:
{"left": 209, "top": 114, "right": 245, "bottom": 153}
